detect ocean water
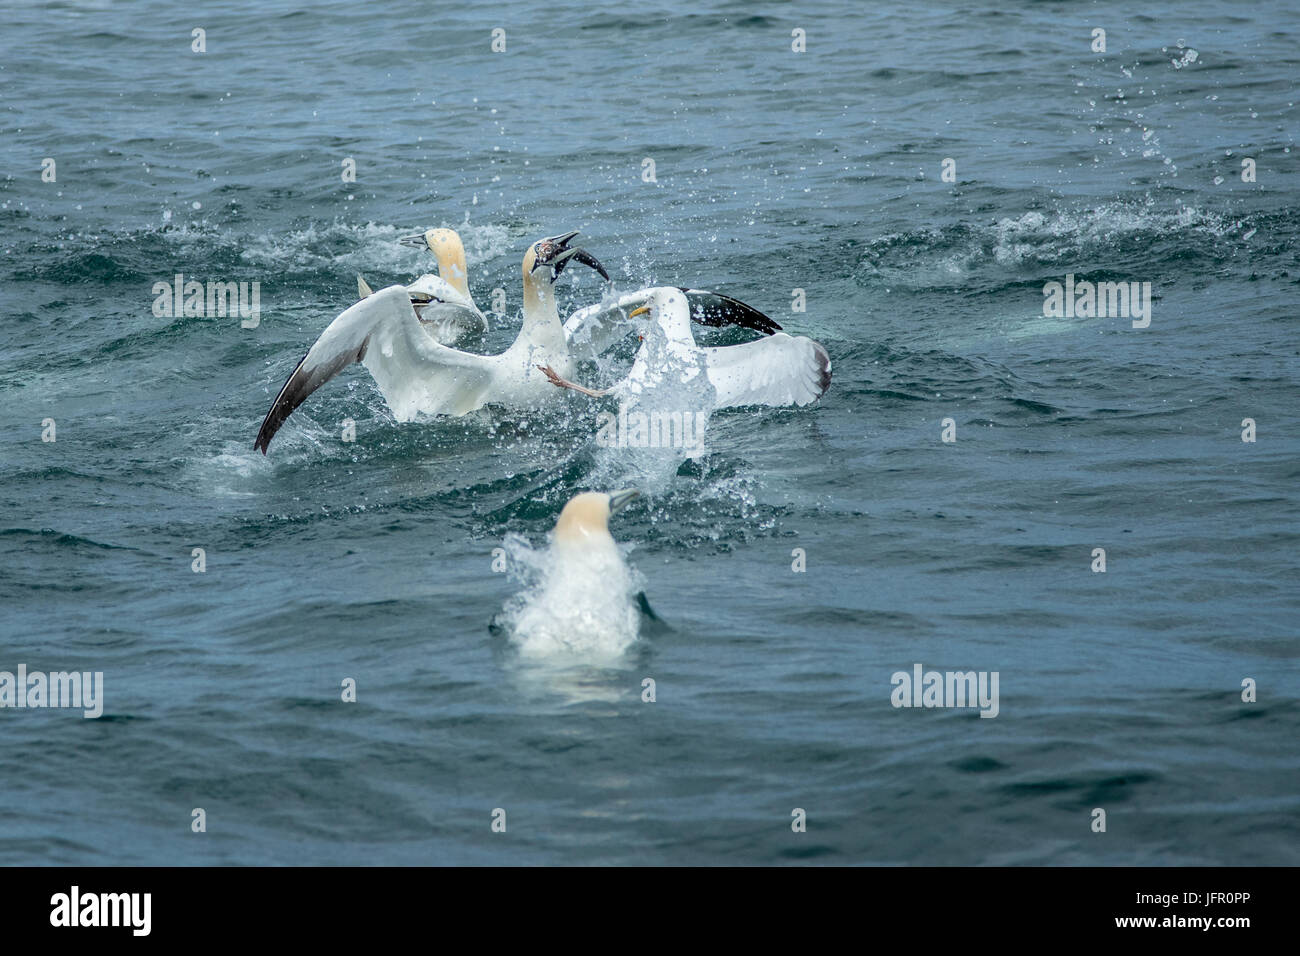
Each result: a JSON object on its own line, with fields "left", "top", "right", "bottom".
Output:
{"left": 1, "top": 0, "right": 1297, "bottom": 865}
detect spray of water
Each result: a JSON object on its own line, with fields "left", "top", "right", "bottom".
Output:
{"left": 497, "top": 531, "right": 643, "bottom": 664}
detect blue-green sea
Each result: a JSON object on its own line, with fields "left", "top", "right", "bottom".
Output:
{"left": 0, "top": 0, "right": 1296, "bottom": 864}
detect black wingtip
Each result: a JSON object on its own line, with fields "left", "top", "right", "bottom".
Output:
{"left": 253, "top": 386, "right": 288, "bottom": 455}
{"left": 679, "top": 288, "right": 782, "bottom": 335}
{"left": 253, "top": 419, "right": 276, "bottom": 455}
{"left": 814, "top": 341, "right": 833, "bottom": 397}
{"left": 252, "top": 351, "right": 311, "bottom": 457}
{"left": 253, "top": 336, "right": 369, "bottom": 457}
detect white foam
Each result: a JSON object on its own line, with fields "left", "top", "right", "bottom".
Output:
{"left": 236, "top": 218, "right": 520, "bottom": 277}
{"left": 864, "top": 202, "right": 1237, "bottom": 290}
{"left": 498, "top": 531, "right": 642, "bottom": 664}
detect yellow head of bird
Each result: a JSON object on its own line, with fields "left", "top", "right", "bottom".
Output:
{"left": 552, "top": 489, "right": 639, "bottom": 548}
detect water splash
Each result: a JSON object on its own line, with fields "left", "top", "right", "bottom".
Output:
{"left": 496, "top": 531, "right": 643, "bottom": 664}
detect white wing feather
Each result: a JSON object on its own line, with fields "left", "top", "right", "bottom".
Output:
{"left": 254, "top": 285, "right": 497, "bottom": 452}
{"left": 703, "top": 332, "right": 832, "bottom": 409}
{"left": 404, "top": 273, "right": 487, "bottom": 343}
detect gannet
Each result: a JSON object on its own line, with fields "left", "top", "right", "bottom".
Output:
{"left": 367, "top": 226, "right": 487, "bottom": 343}
{"left": 253, "top": 231, "right": 610, "bottom": 453}
{"left": 539, "top": 286, "right": 832, "bottom": 408}
{"left": 552, "top": 488, "right": 641, "bottom": 559}
{"left": 501, "top": 489, "right": 643, "bottom": 661}
{"left": 253, "top": 231, "right": 790, "bottom": 453}
{"left": 398, "top": 227, "right": 474, "bottom": 299}
{"left": 562, "top": 286, "right": 781, "bottom": 363}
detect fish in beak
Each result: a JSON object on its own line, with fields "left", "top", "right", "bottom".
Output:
{"left": 532, "top": 230, "right": 610, "bottom": 281}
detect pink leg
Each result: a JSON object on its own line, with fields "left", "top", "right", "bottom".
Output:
{"left": 536, "top": 365, "right": 609, "bottom": 398}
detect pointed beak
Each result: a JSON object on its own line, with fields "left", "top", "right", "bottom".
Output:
{"left": 398, "top": 233, "right": 427, "bottom": 248}
{"left": 630, "top": 304, "right": 649, "bottom": 337}
{"left": 608, "top": 488, "right": 640, "bottom": 514}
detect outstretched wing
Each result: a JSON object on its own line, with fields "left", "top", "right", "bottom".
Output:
{"left": 703, "top": 332, "right": 832, "bottom": 409}
{"left": 254, "top": 285, "right": 497, "bottom": 454}
{"left": 564, "top": 286, "right": 782, "bottom": 361}
{"left": 404, "top": 273, "right": 487, "bottom": 343}
{"left": 677, "top": 288, "right": 782, "bottom": 335}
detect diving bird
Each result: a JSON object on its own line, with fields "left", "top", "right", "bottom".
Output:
{"left": 253, "top": 231, "right": 610, "bottom": 453}
{"left": 360, "top": 227, "right": 486, "bottom": 343}
{"left": 539, "top": 286, "right": 832, "bottom": 409}
{"left": 499, "top": 488, "right": 643, "bottom": 661}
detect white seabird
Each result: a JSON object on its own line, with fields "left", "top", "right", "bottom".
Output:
{"left": 253, "top": 231, "right": 610, "bottom": 453}
{"left": 398, "top": 226, "right": 475, "bottom": 300}
{"left": 356, "top": 227, "right": 487, "bottom": 344}
{"left": 500, "top": 488, "right": 643, "bottom": 661}
{"left": 254, "top": 233, "right": 788, "bottom": 454}
{"left": 561, "top": 286, "right": 781, "bottom": 363}
{"left": 539, "top": 286, "right": 832, "bottom": 409}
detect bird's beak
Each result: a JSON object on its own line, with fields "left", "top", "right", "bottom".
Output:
{"left": 608, "top": 488, "right": 640, "bottom": 514}
{"left": 564, "top": 248, "right": 611, "bottom": 281}
{"left": 398, "top": 233, "right": 427, "bottom": 248}
{"left": 534, "top": 230, "right": 611, "bottom": 281}
{"left": 629, "top": 304, "right": 649, "bottom": 339}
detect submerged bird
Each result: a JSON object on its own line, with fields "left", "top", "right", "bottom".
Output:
{"left": 539, "top": 286, "right": 832, "bottom": 409}
{"left": 355, "top": 227, "right": 486, "bottom": 344}
{"left": 499, "top": 489, "right": 644, "bottom": 661}
{"left": 253, "top": 231, "right": 610, "bottom": 453}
